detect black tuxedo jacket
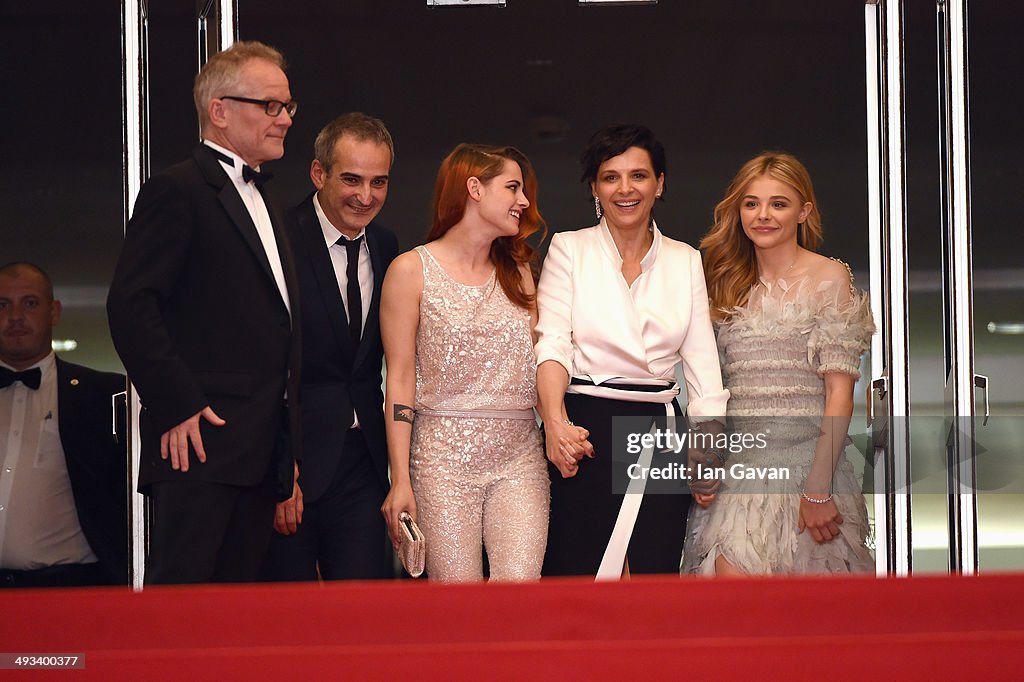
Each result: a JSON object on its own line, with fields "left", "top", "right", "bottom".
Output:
{"left": 289, "top": 194, "right": 398, "bottom": 502}
{"left": 107, "top": 144, "right": 302, "bottom": 494}
{"left": 55, "top": 358, "right": 129, "bottom": 585}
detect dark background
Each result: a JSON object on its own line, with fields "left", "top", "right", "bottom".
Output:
{"left": 1, "top": 1, "right": 1021, "bottom": 373}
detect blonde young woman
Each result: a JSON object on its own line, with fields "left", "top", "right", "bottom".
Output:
{"left": 681, "top": 152, "right": 875, "bottom": 576}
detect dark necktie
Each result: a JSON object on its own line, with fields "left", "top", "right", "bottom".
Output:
{"left": 0, "top": 366, "right": 41, "bottom": 390}
{"left": 340, "top": 236, "right": 364, "bottom": 347}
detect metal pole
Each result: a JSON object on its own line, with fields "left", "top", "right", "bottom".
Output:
{"left": 938, "top": 0, "right": 979, "bottom": 574}
{"left": 865, "top": 0, "right": 913, "bottom": 576}
{"left": 120, "top": 0, "right": 150, "bottom": 591}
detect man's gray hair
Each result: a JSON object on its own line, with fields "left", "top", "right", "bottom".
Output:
{"left": 193, "top": 41, "right": 286, "bottom": 132}
{"left": 314, "top": 112, "right": 395, "bottom": 173}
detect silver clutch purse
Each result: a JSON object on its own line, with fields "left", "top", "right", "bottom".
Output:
{"left": 398, "top": 511, "right": 425, "bottom": 578}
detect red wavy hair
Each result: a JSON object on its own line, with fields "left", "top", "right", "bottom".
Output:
{"left": 427, "top": 143, "right": 547, "bottom": 310}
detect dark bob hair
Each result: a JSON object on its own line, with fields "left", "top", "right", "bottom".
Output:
{"left": 579, "top": 123, "right": 667, "bottom": 198}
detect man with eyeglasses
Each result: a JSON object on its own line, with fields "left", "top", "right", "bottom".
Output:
{"left": 107, "top": 40, "right": 302, "bottom": 584}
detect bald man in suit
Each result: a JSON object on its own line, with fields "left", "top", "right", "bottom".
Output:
{"left": 1, "top": 262, "right": 127, "bottom": 587}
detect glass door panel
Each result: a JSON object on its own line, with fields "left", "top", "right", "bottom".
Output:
{"left": 966, "top": 0, "right": 1024, "bottom": 571}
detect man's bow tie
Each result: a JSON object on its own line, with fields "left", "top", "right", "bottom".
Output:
{"left": 207, "top": 146, "right": 272, "bottom": 187}
{"left": 0, "top": 366, "right": 42, "bottom": 390}
{"left": 243, "top": 164, "right": 273, "bottom": 186}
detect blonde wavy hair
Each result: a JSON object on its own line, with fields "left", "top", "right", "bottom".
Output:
{"left": 700, "top": 152, "right": 823, "bottom": 321}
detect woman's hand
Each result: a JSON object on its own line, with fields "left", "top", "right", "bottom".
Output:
{"left": 798, "top": 496, "right": 844, "bottom": 543}
{"left": 381, "top": 480, "right": 417, "bottom": 550}
{"left": 692, "top": 492, "right": 716, "bottom": 509}
{"left": 687, "top": 447, "right": 723, "bottom": 497}
{"left": 545, "top": 421, "right": 593, "bottom": 478}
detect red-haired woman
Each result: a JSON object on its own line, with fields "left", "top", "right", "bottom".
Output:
{"left": 380, "top": 144, "right": 555, "bottom": 581}
{"left": 681, "top": 152, "right": 874, "bottom": 575}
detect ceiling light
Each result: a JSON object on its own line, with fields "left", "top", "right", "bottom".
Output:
{"left": 52, "top": 339, "right": 78, "bottom": 352}
{"left": 987, "top": 322, "right": 1024, "bottom": 335}
{"left": 530, "top": 116, "right": 569, "bottom": 143}
{"left": 427, "top": 0, "right": 506, "bottom": 6}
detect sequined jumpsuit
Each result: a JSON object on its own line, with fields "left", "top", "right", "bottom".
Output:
{"left": 409, "top": 246, "right": 549, "bottom": 581}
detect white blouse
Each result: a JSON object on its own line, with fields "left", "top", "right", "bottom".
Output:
{"left": 534, "top": 219, "right": 729, "bottom": 418}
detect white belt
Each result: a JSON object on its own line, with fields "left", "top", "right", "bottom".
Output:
{"left": 416, "top": 407, "right": 536, "bottom": 420}
{"left": 568, "top": 379, "right": 680, "bottom": 581}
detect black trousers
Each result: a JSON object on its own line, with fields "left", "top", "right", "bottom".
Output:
{"left": 145, "top": 474, "right": 276, "bottom": 585}
{"left": 542, "top": 393, "right": 690, "bottom": 577}
{"left": 261, "top": 429, "right": 391, "bottom": 581}
{"left": 0, "top": 562, "right": 107, "bottom": 588}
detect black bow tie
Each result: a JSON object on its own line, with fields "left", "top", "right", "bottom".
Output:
{"left": 0, "top": 366, "right": 42, "bottom": 390}
{"left": 243, "top": 164, "right": 272, "bottom": 186}
{"left": 207, "top": 146, "right": 272, "bottom": 187}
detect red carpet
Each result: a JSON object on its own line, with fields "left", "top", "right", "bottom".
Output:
{"left": 3, "top": 573, "right": 1023, "bottom": 680}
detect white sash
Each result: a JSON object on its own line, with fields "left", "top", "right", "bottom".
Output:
{"left": 567, "top": 380, "right": 679, "bottom": 581}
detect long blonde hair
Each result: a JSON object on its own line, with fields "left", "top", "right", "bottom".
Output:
{"left": 700, "top": 152, "right": 823, "bottom": 321}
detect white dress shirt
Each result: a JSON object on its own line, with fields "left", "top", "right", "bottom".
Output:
{"left": 535, "top": 219, "right": 729, "bottom": 418}
{"left": 313, "top": 193, "right": 374, "bottom": 429}
{"left": 0, "top": 352, "right": 97, "bottom": 569}
{"left": 313, "top": 193, "right": 373, "bottom": 336}
{"left": 204, "top": 140, "right": 291, "bottom": 313}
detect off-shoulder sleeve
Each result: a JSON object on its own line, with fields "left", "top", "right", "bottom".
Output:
{"left": 534, "top": 232, "right": 574, "bottom": 376}
{"left": 812, "top": 287, "right": 876, "bottom": 379}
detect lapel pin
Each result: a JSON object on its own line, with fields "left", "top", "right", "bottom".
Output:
{"left": 70, "top": 378, "right": 79, "bottom": 386}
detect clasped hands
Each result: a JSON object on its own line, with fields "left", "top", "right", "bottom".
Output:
{"left": 687, "top": 445, "right": 724, "bottom": 509}
{"left": 685, "top": 419, "right": 725, "bottom": 508}
{"left": 545, "top": 419, "right": 594, "bottom": 478}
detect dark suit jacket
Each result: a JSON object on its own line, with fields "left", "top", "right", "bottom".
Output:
{"left": 55, "top": 358, "right": 129, "bottom": 585}
{"left": 107, "top": 144, "right": 302, "bottom": 495}
{"left": 289, "top": 194, "right": 398, "bottom": 502}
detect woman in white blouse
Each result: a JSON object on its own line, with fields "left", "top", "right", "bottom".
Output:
{"left": 535, "top": 124, "right": 729, "bottom": 578}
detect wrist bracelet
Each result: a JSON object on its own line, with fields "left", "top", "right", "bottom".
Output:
{"left": 801, "top": 491, "right": 833, "bottom": 504}
{"left": 705, "top": 447, "right": 727, "bottom": 464}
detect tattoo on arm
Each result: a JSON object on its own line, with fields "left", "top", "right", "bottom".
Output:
{"left": 394, "top": 404, "right": 415, "bottom": 425}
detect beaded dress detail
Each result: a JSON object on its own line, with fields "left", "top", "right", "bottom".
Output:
{"left": 413, "top": 248, "right": 537, "bottom": 413}
{"left": 682, "top": 267, "right": 875, "bottom": 575}
{"left": 409, "top": 246, "right": 548, "bottom": 581}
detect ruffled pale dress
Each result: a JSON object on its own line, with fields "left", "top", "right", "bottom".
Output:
{"left": 682, "top": 268, "right": 875, "bottom": 575}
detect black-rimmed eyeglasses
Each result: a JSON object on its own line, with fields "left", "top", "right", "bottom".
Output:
{"left": 220, "top": 95, "right": 298, "bottom": 118}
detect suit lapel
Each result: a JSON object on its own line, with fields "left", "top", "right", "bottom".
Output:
{"left": 296, "top": 197, "right": 357, "bottom": 357}
{"left": 193, "top": 145, "right": 281, "bottom": 306}
{"left": 55, "top": 358, "right": 80, "bottom": 467}
{"left": 266, "top": 191, "right": 299, "bottom": 324}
